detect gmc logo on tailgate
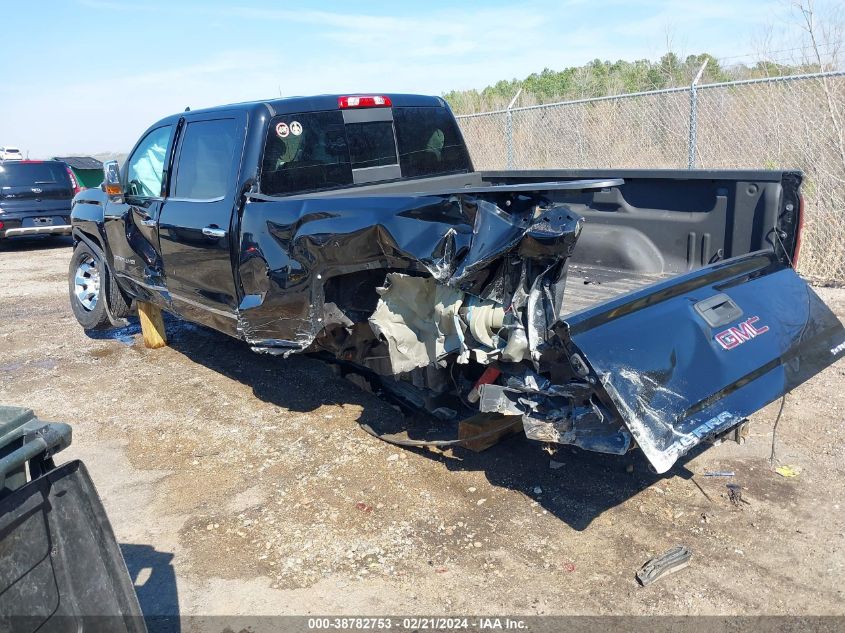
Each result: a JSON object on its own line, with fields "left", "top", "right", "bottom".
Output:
{"left": 715, "top": 316, "right": 770, "bottom": 350}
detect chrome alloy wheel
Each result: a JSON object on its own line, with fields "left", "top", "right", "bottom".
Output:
{"left": 74, "top": 254, "right": 100, "bottom": 311}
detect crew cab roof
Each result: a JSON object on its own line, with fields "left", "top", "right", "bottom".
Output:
{"left": 154, "top": 93, "right": 447, "bottom": 126}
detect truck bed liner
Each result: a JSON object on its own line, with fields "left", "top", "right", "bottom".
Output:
{"left": 562, "top": 265, "right": 672, "bottom": 316}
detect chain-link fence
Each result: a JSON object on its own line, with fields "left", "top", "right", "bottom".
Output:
{"left": 455, "top": 71, "right": 845, "bottom": 285}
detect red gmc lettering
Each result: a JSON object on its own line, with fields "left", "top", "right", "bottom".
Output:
{"left": 715, "top": 316, "right": 770, "bottom": 350}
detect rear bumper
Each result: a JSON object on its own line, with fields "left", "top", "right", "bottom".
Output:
{"left": 2, "top": 224, "right": 72, "bottom": 237}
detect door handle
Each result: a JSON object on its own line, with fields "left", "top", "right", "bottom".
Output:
{"left": 694, "top": 293, "right": 743, "bottom": 328}
{"left": 202, "top": 226, "right": 226, "bottom": 238}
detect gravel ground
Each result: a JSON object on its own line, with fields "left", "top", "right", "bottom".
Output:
{"left": 1, "top": 237, "right": 844, "bottom": 617}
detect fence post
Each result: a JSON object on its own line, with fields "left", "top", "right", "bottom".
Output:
{"left": 687, "top": 60, "right": 708, "bottom": 169}
{"left": 506, "top": 88, "right": 522, "bottom": 169}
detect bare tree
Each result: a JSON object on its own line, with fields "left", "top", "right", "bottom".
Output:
{"left": 792, "top": 0, "right": 843, "bottom": 70}
{"left": 792, "top": 0, "right": 844, "bottom": 171}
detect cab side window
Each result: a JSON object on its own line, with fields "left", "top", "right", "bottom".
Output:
{"left": 126, "top": 125, "right": 173, "bottom": 198}
{"left": 173, "top": 118, "right": 238, "bottom": 200}
{"left": 393, "top": 107, "right": 471, "bottom": 178}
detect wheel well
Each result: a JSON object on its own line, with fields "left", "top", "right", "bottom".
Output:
{"left": 323, "top": 270, "right": 390, "bottom": 322}
{"left": 73, "top": 228, "right": 103, "bottom": 252}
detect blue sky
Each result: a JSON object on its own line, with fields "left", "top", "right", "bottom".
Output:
{"left": 0, "top": 0, "right": 814, "bottom": 156}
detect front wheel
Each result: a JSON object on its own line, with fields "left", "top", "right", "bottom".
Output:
{"left": 68, "top": 242, "right": 128, "bottom": 330}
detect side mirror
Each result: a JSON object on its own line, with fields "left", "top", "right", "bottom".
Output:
{"left": 103, "top": 160, "right": 123, "bottom": 198}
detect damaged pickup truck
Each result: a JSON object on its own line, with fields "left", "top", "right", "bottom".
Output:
{"left": 68, "top": 93, "right": 845, "bottom": 474}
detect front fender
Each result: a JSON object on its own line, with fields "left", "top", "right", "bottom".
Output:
{"left": 71, "top": 188, "right": 107, "bottom": 223}
{"left": 70, "top": 188, "right": 108, "bottom": 249}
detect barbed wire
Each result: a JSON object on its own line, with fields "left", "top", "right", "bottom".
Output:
{"left": 716, "top": 39, "right": 844, "bottom": 63}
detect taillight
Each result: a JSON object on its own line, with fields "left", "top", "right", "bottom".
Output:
{"left": 0, "top": 220, "right": 4, "bottom": 230}
{"left": 338, "top": 95, "right": 392, "bottom": 109}
{"left": 65, "top": 165, "right": 82, "bottom": 196}
{"left": 467, "top": 366, "right": 502, "bottom": 404}
{"left": 793, "top": 194, "right": 805, "bottom": 266}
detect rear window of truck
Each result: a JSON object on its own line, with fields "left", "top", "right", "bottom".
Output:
{"left": 260, "top": 106, "right": 470, "bottom": 196}
{"left": 392, "top": 106, "right": 470, "bottom": 178}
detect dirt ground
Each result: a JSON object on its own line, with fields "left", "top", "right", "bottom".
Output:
{"left": 1, "top": 237, "right": 844, "bottom": 617}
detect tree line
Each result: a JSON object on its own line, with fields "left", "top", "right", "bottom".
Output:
{"left": 443, "top": 53, "right": 825, "bottom": 114}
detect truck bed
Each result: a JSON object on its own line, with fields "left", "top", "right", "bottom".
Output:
{"left": 315, "top": 167, "right": 800, "bottom": 322}
{"left": 562, "top": 265, "right": 671, "bottom": 316}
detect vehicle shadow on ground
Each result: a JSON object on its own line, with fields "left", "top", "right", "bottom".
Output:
{"left": 120, "top": 543, "right": 181, "bottom": 633}
{"left": 0, "top": 236, "right": 73, "bottom": 252}
{"left": 153, "top": 313, "right": 704, "bottom": 532}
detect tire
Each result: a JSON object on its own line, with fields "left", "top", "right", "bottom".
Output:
{"left": 68, "top": 241, "right": 130, "bottom": 330}
{"left": 105, "top": 263, "right": 132, "bottom": 319}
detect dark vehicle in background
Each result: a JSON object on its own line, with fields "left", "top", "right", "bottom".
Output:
{"left": 0, "top": 160, "right": 80, "bottom": 239}
{"left": 68, "top": 93, "right": 845, "bottom": 475}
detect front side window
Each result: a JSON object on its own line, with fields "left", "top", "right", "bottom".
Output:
{"left": 126, "top": 125, "right": 172, "bottom": 197}
{"left": 173, "top": 118, "right": 238, "bottom": 200}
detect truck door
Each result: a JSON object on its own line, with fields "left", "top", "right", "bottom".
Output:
{"left": 157, "top": 112, "right": 245, "bottom": 333}
{"left": 104, "top": 123, "right": 175, "bottom": 292}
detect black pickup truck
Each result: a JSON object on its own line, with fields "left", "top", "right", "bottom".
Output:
{"left": 69, "top": 93, "right": 845, "bottom": 474}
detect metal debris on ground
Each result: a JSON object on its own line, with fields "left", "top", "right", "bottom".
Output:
{"left": 726, "top": 483, "right": 749, "bottom": 508}
{"left": 775, "top": 465, "right": 801, "bottom": 478}
{"left": 703, "top": 471, "right": 735, "bottom": 477}
{"left": 636, "top": 545, "right": 693, "bottom": 587}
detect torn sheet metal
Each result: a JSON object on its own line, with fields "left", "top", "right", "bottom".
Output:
{"left": 636, "top": 546, "right": 692, "bottom": 586}
{"left": 476, "top": 371, "right": 632, "bottom": 455}
{"left": 236, "top": 191, "right": 582, "bottom": 355}
{"left": 235, "top": 187, "right": 633, "bottom": 457}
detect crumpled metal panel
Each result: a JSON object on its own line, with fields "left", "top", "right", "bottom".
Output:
{"left": 236, "top": 192, "right": 582, "bottom": 354}
{"left": 234, "top": 188, "right": 648, "bottom": 457}
{"left": 476, "top": 371, "right": 632, "bottom": 455}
